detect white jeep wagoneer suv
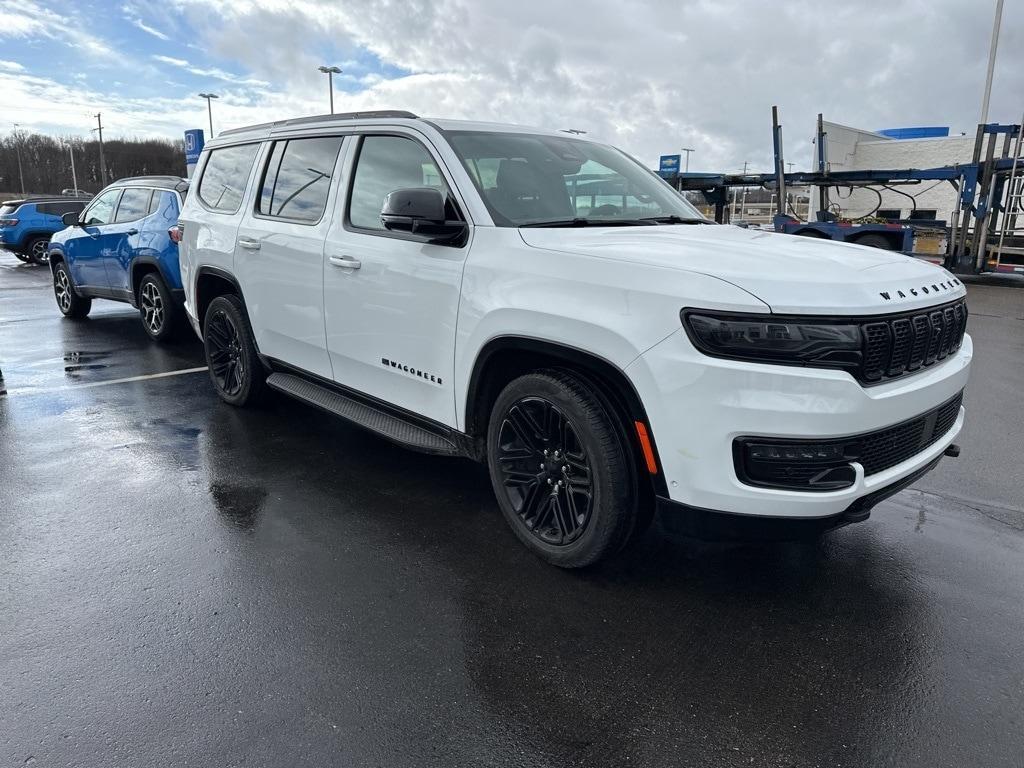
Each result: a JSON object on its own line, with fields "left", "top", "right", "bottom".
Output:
{"left": 177, "top": 111, "right": 971, "bottom": 567}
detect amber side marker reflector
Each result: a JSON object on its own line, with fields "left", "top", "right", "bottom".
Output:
{"left": 634, "top": 421, "right": 658, "bottom": 474}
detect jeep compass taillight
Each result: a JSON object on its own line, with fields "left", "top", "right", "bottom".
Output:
{"left": 168, "top": 223, "right": 183, "bottom": 243}
{"left": 0, "top": 219, "right": 18, "bottom": 228}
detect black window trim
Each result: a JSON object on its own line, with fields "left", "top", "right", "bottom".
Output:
{"left": 342, "top": 131, "right": 468, "bottom": 247}
{"left": 251, "top": 134, "right": 346, "bottom": 227}
{"left": 194, "top": 141, "right": 262, "bottom": 216}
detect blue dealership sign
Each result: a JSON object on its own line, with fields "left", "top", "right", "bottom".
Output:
{"left": 184, "top": 129, "right": 205, "bottom": 165}
{"left": 659, "top": 154, "right": 681, "bottom": 174}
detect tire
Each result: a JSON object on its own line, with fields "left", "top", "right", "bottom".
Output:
{"left": 52, "top": 261, "right": 92, "bottom": 319}
{"left": 202, "top": 294, "right": 267, "bottom": 407}
{"left": 137, "top": 272, "right": 180, "bottom": 343}
{"left": 854, "top": 233, "right": 896, "bottom": 250}
{"left": 486, "top": 370, "right": 636, "bottom": 568}
{"left": 26, "top": 237, "right": 50, "bottom": 264}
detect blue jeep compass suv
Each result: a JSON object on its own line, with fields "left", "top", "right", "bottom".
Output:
{"left": 0, "top": 196, "right": 90, "bottom": 264}
{"left": 49, "top": 176, "right": 189, "bottom": 342}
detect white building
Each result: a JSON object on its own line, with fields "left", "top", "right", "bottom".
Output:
{"left": 816, "top": 121, "right": 974, "bottom": 223}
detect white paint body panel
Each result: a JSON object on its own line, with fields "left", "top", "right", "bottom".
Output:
{"left": 178, "top": 116, "right": 973, "bottom": 520}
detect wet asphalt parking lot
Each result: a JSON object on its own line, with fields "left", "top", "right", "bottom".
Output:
{"left": 1, "top": 252, "right": 1023, "bottom": 768}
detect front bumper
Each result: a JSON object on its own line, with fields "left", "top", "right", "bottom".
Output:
{"left": 627, "top": 327, "right": 972, "bottom": 519}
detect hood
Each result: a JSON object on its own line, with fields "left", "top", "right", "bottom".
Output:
{"left": 518, "top": 224, "right": 965, "bottom": 315}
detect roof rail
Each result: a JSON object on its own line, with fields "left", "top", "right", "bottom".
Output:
{"left": 219, "top": 110, "right": 419, "bottom": 137}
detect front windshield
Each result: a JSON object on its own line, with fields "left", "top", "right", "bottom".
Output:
{"left": 446, "top": 131, "right": 705, "bottom": 227}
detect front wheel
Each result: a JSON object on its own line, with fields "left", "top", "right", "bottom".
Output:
{"left": 202, "top": 294, "right": 267, "bottom": 407}
{"left": 486, "top": 370, "right": 636, "bottom": 568}
{"left": 53, "top": 261, "right": 92, "bottom": 319}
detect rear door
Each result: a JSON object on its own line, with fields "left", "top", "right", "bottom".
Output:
{"left": 103, "top": 187, "right": 152, "bottom": 295}
{"left": 65, "top": 188, "right": 121, "bottom": 289}
{"left": 232, "top": 134, "right": 346, "bottom": 379}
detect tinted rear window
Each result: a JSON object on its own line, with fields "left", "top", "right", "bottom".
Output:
{"left": 37, "top": 201, "right": 88, "bottom": 216}
{"left": 114, "top": 189, "right": 153, "bottom": 223}
{"left": 257, "top": 136, "right": 343, "bottom": 222}
{"left": 198, "top": 144, "right": 260, "bottom": 213}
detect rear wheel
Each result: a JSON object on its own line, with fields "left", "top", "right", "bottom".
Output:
{"left": 26, "top": 237, "right": 50, "bottom": 264}
{"left": 487, "top": 370, "right": 636, "bottom": 568}
{"left": 137, "top": 272, "right": 179, "bottom": 342}
{"left": 53, "top": 261, "right": 91, "bottom": 319}
{"left": 203, "top": 294, "right": 267, "bottom": 407}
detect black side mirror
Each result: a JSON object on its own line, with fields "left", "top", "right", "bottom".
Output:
{"left": 380, "top": 187, "right": 466, "bottom": 244}
{"left": 62, "top": 211, "right": 81, "bottom": 227}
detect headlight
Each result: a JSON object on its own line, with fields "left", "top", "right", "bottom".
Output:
{"left": 681, "top": 310, "right": 863, "bottom": 369}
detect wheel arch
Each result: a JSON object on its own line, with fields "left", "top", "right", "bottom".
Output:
{"left": 130, "top": 257, "right": 172, "bottom": 300}
{"left": 464, "top": 335, "right": 668, "bottom": 497}
{"left": 194, "top": 266, "right": 251, "bottom": 337}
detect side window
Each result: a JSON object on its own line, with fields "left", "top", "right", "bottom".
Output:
{"left": 114, "top": 189, "right": 153, "bottom": 223}
{"left": 36, "top": 203, "right": 56, "bottom": 216}
{"left": 197, "top": 144, "right": 259, "bottom": 213}
{"left": 257, "top": 136, "right": 343, "bottom": 222}
{"left": 148, "top": 190, "right": 177, "bottom": 217}
{"left": 81, "top": 189, "right": 122, "bottom": 225}
{"left": 348, "top": 136, "right": 449, "bottom": 231}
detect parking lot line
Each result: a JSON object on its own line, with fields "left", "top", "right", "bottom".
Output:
{"left": 1, "top": 366, "right": 209, "bottom": 397}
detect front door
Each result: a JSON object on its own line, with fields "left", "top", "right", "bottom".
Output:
{"left": 232, "top": 135, "right": 346, "bottom": 380}
{"left": 65, "top": 188, "right": 121, "bottom": 290}
{"left": 322, "top": 133, "right": 470, "bottom": 427}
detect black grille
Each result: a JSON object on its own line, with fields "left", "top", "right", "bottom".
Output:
{"left": 861, "top": 299, "right": 967, "bottom": 383}
{"left": 735, "top": 391, "right": 964, "bottom": 490}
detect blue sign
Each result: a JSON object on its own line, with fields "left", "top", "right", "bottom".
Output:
{"left": 659, "top": 154, "right": 681, "bottom": 174}
{"left": 184, "top": 129, "right": 205, "bottom": 165}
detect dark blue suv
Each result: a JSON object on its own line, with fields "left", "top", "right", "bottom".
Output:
{"left": 0, "top": 197, "right": 90, "bottom": 264}
{"left": 49, "top": 177, "right": 189, "bottom": 342}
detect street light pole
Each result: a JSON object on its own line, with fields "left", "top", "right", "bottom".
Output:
{"left": 980, "top": 0, "right": 1004, "bottom": 125}
{"left": 199, "top": 93, "right": 219, "bottom": 136}
{"left": 317, "top": 66, "right": 342, "bottom": 114}
{"left": 12, "top": 124, "right": 25, "bottom": 195}
{"left": 67, "top": 140, "right": 79, "bottom": 195}
{"left": 680, "top": 147, "right": 695, "bottom": 173}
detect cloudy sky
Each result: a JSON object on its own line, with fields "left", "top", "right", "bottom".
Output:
{"left": 1, "top": 0, "right": 1022, "bottom": 172}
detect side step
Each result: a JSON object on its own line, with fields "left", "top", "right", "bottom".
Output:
{"left": 265, "top": 372, "right": 462, "bottom": 456}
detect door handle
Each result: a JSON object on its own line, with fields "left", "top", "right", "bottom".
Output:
{"left": 329, "top": 254, "right": 361, "bottom": 269}
{"left": 126, "top": 228, "right": 139, "bottom": 235}
{"left": 237, "top": 237, "right": 261, "bottom": 250}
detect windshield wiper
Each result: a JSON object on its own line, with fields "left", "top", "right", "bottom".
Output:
{"left": 638, "top": 215, "right": 710, "bottom": 224}
{"left": 519, "top": 218, "right": 656, "bottom": 228}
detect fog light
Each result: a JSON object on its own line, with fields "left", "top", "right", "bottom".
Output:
{"left": 736, "top": 438, "right": 858, "bottom": 492}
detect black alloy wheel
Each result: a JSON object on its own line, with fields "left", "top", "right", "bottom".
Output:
{"left": 495, "top": 397, "right": 594, "bottom": 546}
{"left": 202, "top": 294, "right": 267, "bottom": 407}
{"left": 206, "top": 306, "right": 245, "bottom": 398}
{"left": 487, "top": 370, "right": 637, "bottom": 568}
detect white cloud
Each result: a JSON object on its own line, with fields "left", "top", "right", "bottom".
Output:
{"left": 0, "top": 60, "right": 26, "bottom": 72}
{"left": 150, "top": 54, "right": 270, "bottom": 87}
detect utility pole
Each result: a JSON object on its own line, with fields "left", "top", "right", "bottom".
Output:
{"left": 979, "top": 0, "right": 1004, "bottom": 125}
{"left": 199, "top": 93, "right": 219, "bottom": 136}
{"left": 681, "top": 147, "right": 695, "bottom": 173}
{"left": 12, "top": 124, "right": 25, "bottom": 195}
{"left": 317, "top": 66, "right": 342, "bottom": 114}
{"left": 94, "top": 113, "right": 108, "bottom": 187}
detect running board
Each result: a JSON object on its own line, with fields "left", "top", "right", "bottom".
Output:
{"left": 265, "top": 372, "right": 462, "bottom": 456}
